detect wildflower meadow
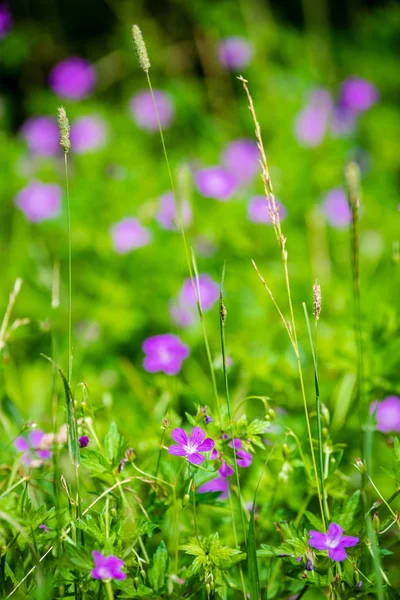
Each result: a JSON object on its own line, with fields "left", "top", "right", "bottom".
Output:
{"left": 1, "top": 1, "right": 400, "bottom": 599}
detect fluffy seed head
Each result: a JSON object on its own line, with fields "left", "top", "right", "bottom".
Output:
{"left": 313, "top": 280, "right": 321, "bottom": 320}
{"left": 132, "top": 25, "right": 151, "bottom": 72}
{"left": 57, "top": 106, "right": 70, "bottom": 153}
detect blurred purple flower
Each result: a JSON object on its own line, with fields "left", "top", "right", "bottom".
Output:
{"left": 205, "top": 415, "right": 213, "bottom": 425}
{"left": 130, "top": 90, "right": 174, "bottom": 131}
{"left": 21, "top": 116, "right": 59, "bottom": 157}
{"left": 222, "top": 139, "right": 260, "bottom": 185}
{"left": 339, "top": 77, "right": 379, "bottom": 113}
{"left": 231, "top": 438, "right": 253, "bottom": 467}
{"left": 70, "top": 116, "right": 106, "bottom": 154}
{"left": 142, "top": 333, "right": 189, "bottom": 375}
{"left": 49, "top": 57, "right": 96, "bottom": 100}
{"left": 170, "top": 274, "right": 219, "bottom": 328}
{"left": 295, "top": 89, "right": 333, "bottom": 147}
{"left": 331, "top": 105, "right": 358, "bottom": 137}
{"left": 198, "top": 475, "right": 229, "bottom": 498}
{"left": 169, "top": 303, "right": 196, "bottom": 328}
{"left": 110, "top": 218, "right": 152, "bottom": 254}
{"left": 15, "top": 430, "right": 52, "bottom": 467}
{"left": 195, "top": 167, "right": 237, "bottom": 201}
{"left": 370, "top": 396, "right": 400, "bottom": 433}
{"left": 91, "top": 551, "right": 126, "bottom": 581}
{"left": 15, "top": 181, "right": 61, "bottom": 222}
{"left": 309, "top": 522, "right": 358, "bottom": 561}
{"left": 0, "top": 4, "right": 11, "bottom": 39}
{"left": 168, "top": 426, "right": 215, "bottom": 465}
{"left": 248, "top": 195, "right": 286, "bottom": 224}
{"left": 198, "top": 438, "right": 252, "bottom": 499}
{"left": 322, "top": 187, "right": 351, "bottom": 228}
{"left": 39, "top": 524, "right": 50, "bottom": 533}
{"left": 79, "top": 435, "right": 89, "bottom": 448}
{"left": 156, "top": 191, "right": 192, "bottom": 231}
{"left": 218, "top": 37, "right": 253, "bottom": 71}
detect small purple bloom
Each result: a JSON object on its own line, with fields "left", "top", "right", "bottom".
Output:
{"left": 15, "top": 181, "right": 62, "bottom": 222}
{"left": 130, "top": 90, "right": 174, "bottom": 131}
{"left": 143, "top": 333, "right": 189, "bottom": 376}
{"left": 195, "top": 167, "right": 237, "bottom": 201}
{"left": 357, "top": 581, "right": 362, "bottom": 589}
{"left": 21, "top": 116, "right": 60, "bottom": 157}
{"left": 110, "top": 218, "right": 152, "bottom": 254}
{"left": 170, "top": 274, "right": 219, "bottom": 328}
{"left": 231, "top": 438, "right": 252, "bottom": 468}
{"left": 39, "top": 524, "right": 50, "bottom": 533}
{"left": 91, "top": 551, "right": 126, "bottom": 581}
{"left": 248, "top": 196, "right": 286, "bottom": 225}
{"left": 198, "top": 475, "right": 229, "bottom": 498}
{"left": 322, "top": 187, "right": 351, "bottom": 228}
{"left": 331, "top": 105, "right": 358, "bottom": 137}
{"left": 198, "top": 438, "right": 252, "bottom": 499}
{"left": 295, "top": 89, "right": 333, "bottom": 147}
{"left": 79, "top": 435, "right": 89, "bottom": 448}
{"left": 309, "top": 522, "right": 359, "bottom": 561}
{"left": 49, "top": 57, "right": 96, "bottom": 100}
{"left": 370, "top": 396, "right": 400, "bottom": 433}
{"left": 305, "top": 559, "right": 313, "bottom": 571}
{"left": 0, "top": 3, "right": 12, "bottom": 39}
{"left": 14, "top": 430, "right": 52, "bottom": 467}
{"left": 205, "top": 415, "right": 213, "bottom": 425}
{"left": 155, "top": 191, "right": 192, "bottom": 231}
{"left": 168, "top": 426, "right": 215, "bottom": 465}
{"left": 339, "top": 77, "right": 379, "bottom": 113}
{"left": 218, "top": 37, "right": 253, "bottom": 71}
{"left": 221, "top": 138, "right": 259, "bottom": 185}
{"left": 70, "top": 116, "right": 106, "bottom": 154}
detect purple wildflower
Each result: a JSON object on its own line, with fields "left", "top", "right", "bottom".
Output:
{"left": 79, "top": 435, "right": 89, "bottom": 448}
{"left": 221, "top": 139, "right": 259, "bottom": 185}
{"left": 309, "top": 522, "right": 359, "bottom": 561}
{"left": 218, "top": 37, "right": 253, "bottom": 71}
{"left": 142, "top": 333, "right": 189, "bottom": 376}
{"left": 168, "top": 426, "right": 214, "bottom": 465}
{"left": 170, "top": 274, "right": 219, "bottom": 328}
{"left": 70, "top": 116, "right": 106, "bottom": 154}
{"left": 295, "top": 89, "right": 333, "bottom": 147}
{"left": 14, "top": 430, "right": 52, "bottom": 467}
{"left": 305, "top": 559, "right": 313, "bottom": 571}
{"left": 91, "top": 551, "right": 126, "bottom": 581}
{"left": 110, "top": 218, "right": 152, "bottom": 254}
{"left": 15, "top": 181, "right": 62, "bottom": 222}
{"left": 130, "top": 90, "right": 174, "bottom": 131}
{"left": 331, "top": 105, "right": 358, "bottom": 137}
{"left": 248, "top": 196, "right": 286, "bottom": 225}
{"left": 49, "top": 57, "right": 96, "bottom": 100}
{"left": 155, "top": 191, "right": 192, "bottom": 231}
{"left": 198, "top": 475, "right": 229, "bottom": 498}
{"left": 339, "top": 77, "right": 379, "bottom": 113}
{"left": 195, "top": 167, "right": 237, "bottom": 201}
{"left": 21, "top": 116, "right": 59, "bottom": 157}
{"left": 39, "top": 524, "right": 50, "bottom": 533}
{"left": 0, "top": 3, "right": 12, "bottom": 39}
{"left": 370, "top": 396, "right": 400, "bottom": 433}
{"left": 322, "top": 187, "right": 351, "bottom": 228}
{"left": 231, "top": 438, "right": 253, "bottom": 467}
{"left": 205, "top": 415, "right": 213, "bottom": 425}
{"left": 198, "top": 438, "right": 252, "bottom": 499}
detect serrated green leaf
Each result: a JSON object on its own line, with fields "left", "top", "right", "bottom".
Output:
{"left": 148, "top": 540, "right": 168, "bottom": 592}
{"left": 336, "top": 490, "right": 360, "bottom": 530}
{"left": 104, "top": 421, "right": 124, "bottom": 464}
{"left": 305, "top": 511, "right": 324, "bottom": 531}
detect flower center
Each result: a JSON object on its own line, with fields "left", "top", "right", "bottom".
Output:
{"left": 184, "top": 442, "right": 197, "bottom": 454}
{"left": 97, "top": 567, "right": 111, "bottom": 580}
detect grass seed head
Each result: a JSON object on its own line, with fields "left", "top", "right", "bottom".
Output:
{"left": 132, "top": 24, "right": 151, "bottom": 72}
{"left": 57, "top": 106, "right": 70, "bottom": 153}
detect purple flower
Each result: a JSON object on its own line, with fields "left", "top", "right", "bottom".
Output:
{"left": 130, "top": 90, "right": 174, "bottom": 131}
{"left": 70, "top": 116, "right": 106, "bottom": 154}
{"left": 195, "top": 167, "right": 237, "bottom": 201}
{"left": 170, "top": 274, "right": 219, "bottom": 328}
{"left": 331, "top": 105, "right": 358, "bottom": 137}
{"left": 231, "top": 438, "right": 253, "bottom": 468}
{"left": 39, "top": 524, "right": 50, "bottom": 533}
{"left": 156, "top": 191, "right": 192, "bottom": 231}
{"left": 295, "top": 89, "right": 333, "bottom": 147}
{"left": 308, "top": 522, "right": 359, "bottom": 561}
{"left": 221, "top": 139, "right": 259, "bottom": 185}
{"left": 21, "top": 116, "right": 59, "bottom": 157}
{"left": 198, "top": 438, "right": 252, "bottom": 499}
{"left": 168, "top": 426, "right": 214, "bottom": 465}
{"left": 79, "top": 435, "right": 89, "bottom": 448}
{"left": 15, "top": 430, "right": 52, "bottom": 467}
{"left": 142, "top": 333, "right": 189, "bottom": 375}
{"left": 198, "top": 475, "right": 229, "bottom": 498}
{"left": 110, "top": 218, "right": 152, "bottom": 254}
{"left": 218, "top": 37, "right": 253, "bottom": 71}
{"left": 15, "top": 181, "right": 62, "bottom": 222}
{"left": 205, "top": 415, "right": 213, "bottom": 425}
{"left": 339, "top": 77, "right": 379, "bottom": 113}
{"left": 49, "top": 57, "right": 96, "bottom": 100}
{"left": 248, "top": 196, "right": 286, "bottom": 225}
{"left": 0, "top": 4, "right": 12, "bottom": 39}
{"left": 370, "top": 396, "right": 400, "bottom": 433}
{"left": 322, "top": 187, "right": 351, "bottom": 228}
{"left": 91, "top": 551, "right": 126, "bottom": 581}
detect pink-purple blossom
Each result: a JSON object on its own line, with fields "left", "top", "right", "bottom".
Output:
{"left": 370, "top": 396, "right": 400, "bottom": 433}
{"left": 308, "top": 522, "right": 358, "bottom": 561}
{"left": 39, "top": 524, "right": 50, "bottom": 533}
{"left": 14, "top": 430, "right": 52, "bottom": 467}
{"left": 15, "top": 181, "right": 62, "bottom": 222}
{"left": 195, "top": 167, "right": 237, "bottom": 201}
{"left": 21, "top": 116, "right": 60, "bottom": 157}
{"left": 198, "top": 438, "right": 252, "bottom": 499}
{"left": 155, "top": 191, "right": 192, "bottom": 231}
{"left": 49, "top": 57, "right": 96, "bottom": 100}
{"left": 168, "top": 426, "right": 214, "bottom": 465}
{"left": 248, "top": 196, "right": 286, "bottom": 224}
{"left": 110, "top": 218, "right": 152, "bottom": 254}
{"left": 221, "top": 139, "right": 260, "bottom": 185}
{"left": 294, "top": 89, "right": 333, "bottom": 147}
{"left": 322, "top": 187, "right": 351, "bottom": 228}
{"left": 170, "top": 274, "right": 219, "bottom": 328}
{"left": 218, "top": 37, "right": 253, "bottom": 71}
{"left": 339, "top": 77, "right": 379, "bottom": 113}
{"left": 79, "top": 435, "right": 89, "bottom": 448}
{"left": 0, "top": 3, "right": 12, "bottom": 39}
{"left": 130, "top": 90, "right": 174, "bottom": 131}
{"left": 70, "top": 116, "right": 106, "bottom": 154}
{"left": 91, "top": 551, "right": 126, "bottom": 581}
{"left": 142, "top": 333, "right": 189, "bottom": 375}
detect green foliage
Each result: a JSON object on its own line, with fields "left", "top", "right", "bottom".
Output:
{"left": 148, "top": 541, "right": 169, "bottom": 592}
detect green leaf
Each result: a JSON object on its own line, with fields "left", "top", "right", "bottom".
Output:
{"left": 148, "top": 541, "right": 168, "bottom": 592}
{"left": 132, "top": 518, "right": 159, "bottom": 539}
{"left": 80, "top": 450, "right": 110, "bottom": 476}
{"left": 59, "top": 368, "right": 80, "bottom": 467}
{"left": 305, "top": 511, "right": 324, "bottom": 532}
{"left": 336, "top": 490, "right": 361, "bottom": 530}
{"left": 366, "top": 513, "right": 384, "bottom": 600}
{"left": 104, "top": 421, "right": 124, "bottom": 464}
{"left": 248, "top": 503, "right": 260, "bottom": 600}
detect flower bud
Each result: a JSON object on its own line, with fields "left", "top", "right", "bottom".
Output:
{"left": 372, "top": 512, "right": 380, "bottom": 531}
{"left": 140, "top": 569, "right": 146, "bottom": 581}
{"left": 182, "top": 494, "right": 190, "bottom": 507}
{"left": 134, "top": 577, "right": 139, "bottom": 589}
{"left": 282, "top": 443, "right": 289, "bottom": 459}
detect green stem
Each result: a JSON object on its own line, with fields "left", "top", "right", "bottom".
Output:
{"left": 64, "top": 152, "right": 72, "bottom": 384}
{"left": 104, "top": 581, "right": 114, "bottom": 600}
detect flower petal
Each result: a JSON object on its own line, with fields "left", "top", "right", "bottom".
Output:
{"left": 236, "top": 448, "right": 252, "bottom": 468}
{"left": 198, "top": 476, "right": 229, "bottom": 497}
{"left": 168, "top": 445, "right": 187, "bottom": 457}
{"left": 340, "top": 535, "right": 359, "bottom": 548}
{"left": 190, "top": 426, "right": 206, "bottom": 447}
{"left": 328, "top": 546, "right": 347, "bottom": 561}
{"left": 327, "top": 522, "right": 343, "bottom": 538}
{"left": 29, "top": 429, "right": 45, "bottom": 448}
{"left": 171, "top": 428, "right": 188, "bottom": 446}
{"left": 308, "top": 530, "right": 327, "bottom": 550}
{"left": 187, "top": 452, "right": 205, "bottom": 465}
{"left": 14, "top": 436, "right": 29, "bottom": 453}
{"left": 197, "top": 438, "right": 215, "bottom": 452}
{"left": 92, "top": 551, "right": 106, "bottom": 568}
